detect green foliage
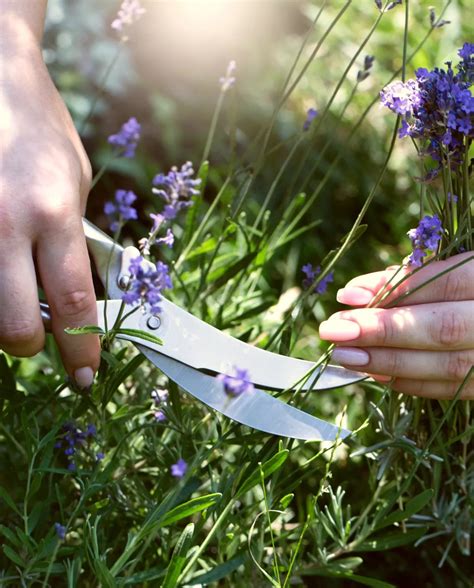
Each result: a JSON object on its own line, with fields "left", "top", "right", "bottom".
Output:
{"left": 1, "top": 1, "right": 472, "bottom": 587}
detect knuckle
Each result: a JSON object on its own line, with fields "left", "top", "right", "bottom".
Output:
{"left": 376, "top": 311, "right": 394, "bottom": 346}
{"left": 385, "top": 351, "right": 404, "bottom": 376}
{"left": 53, "top": 289, "right": 95, "bottom": 321}
{"left": 442, "top": 270, "right": 466, "bottom": 301}
{"left": 432, "top": 311, "right": 468, "bottom": 347}
{"left": 446, "top": 352, "right": 474, "bottom": 381}
{"left": 0, "top": 320, "right": 43, "bottom": 355}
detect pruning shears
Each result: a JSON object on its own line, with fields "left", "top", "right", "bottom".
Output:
{"left": 41, "top": 219, "right": 366, "bottom": 442}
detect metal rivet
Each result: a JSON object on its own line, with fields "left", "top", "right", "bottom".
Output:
{"left": 118, "top": 275, "right": 130, "bottom": 290}
{"left": 146, "top": 316, "right": 161, "bottom": 330}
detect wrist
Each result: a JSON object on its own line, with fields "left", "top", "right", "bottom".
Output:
{"left": 0, "top": 1, "right": 47, "bottom": 60}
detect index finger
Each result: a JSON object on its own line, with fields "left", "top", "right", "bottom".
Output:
{"left": 337, "top": 252, "right": 474, "bottom": 307}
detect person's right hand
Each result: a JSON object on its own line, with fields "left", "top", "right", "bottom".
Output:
{"left": 0, "top": 36, "right": 100, "bottom": 388}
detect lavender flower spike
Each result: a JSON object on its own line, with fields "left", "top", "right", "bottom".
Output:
{"left": 302, "top": 263, "right": 334, "bottom": 295}
{"left": 171, "top": 458, "right": 188, "bottom": 478}
{"left": 108, "top": 117, "right": 141, "bottom": 158}
{"left": 220, "top": 60, "right": 237, "bottom": 92}
{"left": 104, "top": 189, "right": 138, "bottom": 232}
{"left": 122, "top": 256, "right": 172, "bottom": 314}
{"left": 111, "top": 0, "right": 146, "bottom": 36}
{"left": 407, "top": 214, "right": 443, "bottom": 267}
{"left": 54, "top": 523, "right": 67, "bottom": 540}
{"left": 303, "top": 107, "right": 318, "bottom": 131}
{"left": 217, "top": 367, "right": 255, "bottom": 397}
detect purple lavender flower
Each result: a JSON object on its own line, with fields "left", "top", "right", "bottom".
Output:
{"left": 386, "top": 0, "right": 402, "bottom": 10}
{"left": 429, "top": 7, "right": 450, "bottom": 29}
{"left": 374, "top": 0, "right": 382, "bottom": 10}
{"left": 108, "top": 117, "right": 141, "bottom": 158}
{"left": 381, "top": 48, "right": 474, "bottom": 176}
{"left": 219, "top": 60, "right": 236, "bottom": 92}
{"left": 171, "top": 458, "right": 188, "bottom": 478}
{"left": 407, "top": 214, "right": 443, "bottom": 267}
{"left": 154, "top": 410, "right": 166, "bottom": 422}
{"left": 55, "top": 422, "right": 99, "bottom": 471}
{"left": 122, "top": 256, "right": 172, "bottom": 314}
{"left": 301, "top": 263, "right": 334, "bottom": 294}
{"left": 96, "top": 452, "right": 105, "bottom": 461}
{"left": 111, "top": 0, "right": 146, "bottom": 36}
{"left": 458, "top": 42, "right": 474, "bottom": 62}
{"left": 151, "top": 388, "right": 169, "bottom": 405}
{"left": 357, "top": 55, "right": 375, "bottom": 82}
{"left": 303, "top": 107, "right": 318, "bottom": 131}
{"left": 54, "top": 523, "right": 67, "bottom": 540}
{"left": 157, "top": 228, "right": 175, "bottom": 249}
{"left": 151, "top": 389, "right": 168, "bottom": 421}
{"left": 152, "top": 162, "right": 201, "bottom": 214}
{"left": 217, "top": 368, "right": 254, "bottom": 397}
{"left": 104, "top": 190, "right": 138, "bottom": 232}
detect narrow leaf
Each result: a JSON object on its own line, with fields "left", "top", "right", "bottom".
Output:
{"left": 65, "top": 325, "right": 105, "bottom": 335}
{"left": 374, "top": 489, "right": 434, "bottom": 531}
{"left": 162, "top": 523, "right": 194, "bottom": 588}
{"left": 115, "top": 328, "right": 163, "bottom": 347}
{"left": 160, "top": 493, "right": 221, "bottom": 527}
{"left": 238, "top": 450, "right": 289, "bottom": 497}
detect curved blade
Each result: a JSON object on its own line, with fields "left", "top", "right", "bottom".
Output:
{"left": 98, "top": 300, "right": 366, "bottom": 391}
{"left": 137, "top": 344, "right": 350, "bottom": 441}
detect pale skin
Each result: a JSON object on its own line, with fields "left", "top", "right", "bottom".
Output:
{"left": 0, "top": 3, "right": 472, "bottom": 398}
{"left": 320, "top": 252, "right": 474, "bottom": 400}
{"left": 0, "top": 1, "right": 100, "bottom": 388}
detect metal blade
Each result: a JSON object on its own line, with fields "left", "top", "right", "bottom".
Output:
{"left": 137, "top": 344, "right": 351, "bottom": 441}
{"left": 98, "top": 300, "right": 366, "bottom": 391}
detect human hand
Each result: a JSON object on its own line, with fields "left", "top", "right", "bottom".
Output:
{"left": 0, "top": 31, "right": 100, "bottom": 388}
{"left": 319, "top": 252, "right": 474, "bottom": 399}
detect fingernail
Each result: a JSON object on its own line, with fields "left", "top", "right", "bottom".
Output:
{"left": 332, "top": 347, "right": 369, "bottom": 366}
{"left": 337, "top": 287, "right": 373, "bottom": 305}
{"left": 369, "top": 373, "right": 392, "bottom": 383}
{"left": 74, "top": 367, "right": 94, "bottom": 389}
{"left": 319, "top": 319, "right": 361, "bottom": 342}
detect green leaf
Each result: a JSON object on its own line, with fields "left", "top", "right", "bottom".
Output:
{"left": 356, "top": 528, "right": 426, "bottom": 551}
{"left": 115, "top": 328, "right": 163, "bottom": 347}
{"left": 3, "top": 544, "right": 24, "bottom": 566}
{"left": 237, "top": 450, "right": 289, "bottom": 497}
{"left": 374, "top": 489, "right": 434, "bottom": 531}
{"left": 188, "top": 554, "right": 246, "bottom": 585}
{"left": 340, "top": 224, "right": 368, "bottom": 245}
{"left": 0, "top": 524, "right": 21, "bottom": 547}
{"left": 279, "top": 493, "right": 294, "bottom": 510}
{"left": 65, "top": 325, "right": 105, "bottom": 335}
{"left": 123, "top": 567, "right": 166, "bottom": 585}
{"left": 103, "top": 353, "right": 145, "bottom": 406}
{"left": 0, "top": 485, "right": 21, "bottom": 516}
{"left": 205, "top": 251, "right": 259, "bottom": 295}
{"left": 160, "top": 493, "right": 222, "bottom": 527}
{"left": 326, "top": 557, "right": 363, "bottom": 572}
{"left": 301, "top": 567, "right": 396, "bottom": 588}
{"left": 185, "top": 237, "right": 217, "bottom": 260}
{"left": 162, "top": 523, "right": 194, "bottom": 588}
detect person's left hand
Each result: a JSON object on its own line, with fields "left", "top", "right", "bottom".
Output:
{"left": 319, "top": 252, "right": 474, "bottom": 399}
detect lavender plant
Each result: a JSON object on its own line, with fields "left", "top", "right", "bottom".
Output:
{"left": 0, "top": 2, "right": 472, "bottom": 587}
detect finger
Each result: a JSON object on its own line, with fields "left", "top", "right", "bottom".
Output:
{"left": 332, "top": 347, "right": 474, "bottom": 382}
{"left": 0, "top": 243, "right": 45, "bottom": 356}
{"left": 337, "top": 252, "right": 474, "bottom": 307}
{"left": 319, "top": 301, "right": 474, "bottom": 350}
{"left": 36, "top": 217, "right": 100, "bottom": 387}
{"left": 391, "top": 377, "right": 474, "bottom": 400}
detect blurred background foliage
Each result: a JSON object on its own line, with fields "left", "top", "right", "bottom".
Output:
{"left": 1, "top": 1, "right": 471, "bottom": 585}
{"left": 43, "top": 0, "right": 471, "bottom": 313}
